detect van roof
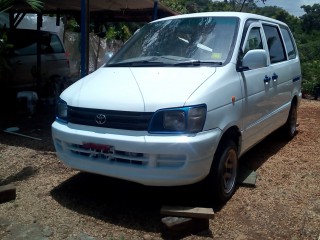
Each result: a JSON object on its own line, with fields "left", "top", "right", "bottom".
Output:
{"left": 153, "top": 12, "right": 288, "bottom": 27}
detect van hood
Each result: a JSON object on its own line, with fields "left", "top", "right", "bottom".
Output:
{"left": 61, "top": 67, "right": 216, "bottom": 112}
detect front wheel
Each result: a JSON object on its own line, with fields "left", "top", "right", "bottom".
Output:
{"left": 206, "top": 140, "right": 238, "bottom": 203}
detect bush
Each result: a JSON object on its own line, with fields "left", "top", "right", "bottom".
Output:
{"left": 301, "top": 61, "right": 320, "bottom": 94}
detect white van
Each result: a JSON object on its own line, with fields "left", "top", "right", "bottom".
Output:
{"left": 52, "top": 12, "right": 301, "bottom": 203}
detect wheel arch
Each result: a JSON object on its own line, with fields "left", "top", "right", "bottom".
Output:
{"left": 291, "top": 95, "right": 298, "bottom": 106}
{"left": 216, "top": 126, "right": 242, "bottom": 157}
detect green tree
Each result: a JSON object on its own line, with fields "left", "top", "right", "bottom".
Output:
{"left": 253, "top": 6, "right": 301, "bottom": 32}
{"left": 216, "top": 0, "right": 266, "bottom": 11}
{"left": 0, "top": 0, "right": 43, "bottom": 12}
{"left": 161, "top": 0, "right": 188, "bottom": 13}
{"left": 300, "top": 4, "right": 320, "bottom": 32}
{"left": 298, "top": 4, "right": 320, "bottom": 94}
{"left": 161, "top": 0, "right": 213, "bottom": 14}
{"left": 301, "top": 61, "right": 320, "bottom": 94}
{"left": 209, "top": 1, "right": 234, "bottom": 11}
{"left": 161, "top": 0, "right": 267, "bottom": 13}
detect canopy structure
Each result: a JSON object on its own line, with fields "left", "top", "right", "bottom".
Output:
{"left": 9, "top": 0, "right": 177, "bottom": 22}
{"left": 7, "top": 0, "right": 178, "bottom": 79}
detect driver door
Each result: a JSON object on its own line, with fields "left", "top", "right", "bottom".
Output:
{"left": 239, "top": 22, "right": 275, "bottom": 152}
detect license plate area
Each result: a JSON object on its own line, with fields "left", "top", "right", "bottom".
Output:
{"left": 82, "top": 142, "right": 115, "bottom": 159}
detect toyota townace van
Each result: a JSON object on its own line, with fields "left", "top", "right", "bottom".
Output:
{"left": 52, "top": 12, "right": 301, "bottom": 203}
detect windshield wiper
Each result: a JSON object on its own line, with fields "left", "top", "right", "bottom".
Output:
{"left": 107, "top": 57, "right": 223, "bottom": 67}
{"left": 107, "top": 60, "right": 167, "bottom": 67}
{"left": 173, "top": 60, "right": 223, "bottom": 66}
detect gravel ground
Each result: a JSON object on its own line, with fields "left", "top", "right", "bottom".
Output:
{"left": 0, "top": 99, "right": 319, "bottom": 240}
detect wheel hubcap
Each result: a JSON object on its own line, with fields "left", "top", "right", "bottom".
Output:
{"left": 223, "top": 149, "right": 237, "bottom": 194}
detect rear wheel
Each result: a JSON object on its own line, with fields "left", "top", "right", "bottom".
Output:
{"left": 283, "top": 102, "right": 297, "bottom": 140}
{"left": 207, "top": 140, "right": 238, "bottom": 203}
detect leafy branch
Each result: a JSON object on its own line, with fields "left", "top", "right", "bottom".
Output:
{"left": 0, "top": 0, "right": 44, "bottom": 13}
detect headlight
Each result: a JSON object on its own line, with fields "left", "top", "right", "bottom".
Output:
{"left": 164, "top": 110, "right": 186, "bottom": 131}
{"left": 56, "top": 98, "right": 68, "bottom": 123}
{"left": 149, "top": 105, "right": 206, "bottom": 134}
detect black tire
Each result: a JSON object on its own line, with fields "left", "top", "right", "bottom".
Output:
{"left": 283, "top": 102, "right": 297, "bottom": 140}
{"left": 207, "top": 140, "right": 238, "bottom": 203}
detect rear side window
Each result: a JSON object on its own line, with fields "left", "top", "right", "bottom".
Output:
{"left": 9, "top": 30, "right": 38, "bottom": 55}
{"left": 262, "top": 24, "right": 286, "bottom": 64}
{"left": 280, "top": 27, "right": 296, "bottom": 60}
{"left": 50, "top": 35, "right": 64, "bottom": 53}
{"left": 9, "top": 30, "right": 64, "bottom": 55}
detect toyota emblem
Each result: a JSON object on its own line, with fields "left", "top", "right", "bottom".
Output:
{"left": 95, "top": 114, "right": 107, "bottom": 125}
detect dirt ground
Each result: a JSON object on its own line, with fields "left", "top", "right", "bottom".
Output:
{"left": 0, "top": 99, "right": 319, "bottom": 240}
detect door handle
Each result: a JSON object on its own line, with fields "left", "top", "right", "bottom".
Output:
{"left": 272, "top": 73, "right": 278, "bottom": 81}
{"left": 264, "top": 75, "right": 271, "bottom": 84}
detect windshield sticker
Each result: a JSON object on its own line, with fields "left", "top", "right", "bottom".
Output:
{"left": 211, "top": 53, "right": 222, "bottom": 59}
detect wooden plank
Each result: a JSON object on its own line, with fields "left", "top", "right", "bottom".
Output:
{"left": 0, "top": 184, "right": 16, "bottom": 204}
{"left": 161, "top": 216, "right": 209, "bottom": 239}
{"left": 238, "top": 168, "right": 257, "bottom": 187}
{"left": 242, "top": 171, "right": 257, "bottom": 185}
{"left": 161, "top": 216, "right": 193, "bottom": 228}
{"left": 161, "top": 206, "right": 214, "bottom": 219}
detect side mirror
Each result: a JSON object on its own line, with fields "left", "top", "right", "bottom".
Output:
{"left": 242, "top": 49, "right": 268, "bottom": 70}
{"left": 105, "top": 51, "right": 114, "bottom": 63}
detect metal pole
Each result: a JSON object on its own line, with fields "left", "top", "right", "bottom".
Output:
{"left": 80, "top": 0, "right": 89, "bottom": 78}
{"left": 36, "top": 13, "right": 42, "bottom": 91}
{"left": 152, "top": 0, "right": 158, "bottom": 21}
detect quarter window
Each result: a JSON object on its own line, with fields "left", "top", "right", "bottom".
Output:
{"left": 280, "top": 27, "right": 296, "bottom": 60}
{"left": 49, "top": 35, "right": 64, "bottom": 53}
{"left": 263, "top": 25, "right": 286, "bottom": 64}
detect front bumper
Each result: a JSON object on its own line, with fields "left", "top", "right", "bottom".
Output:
{"left": 52, "top": 121, "right": 221, "bottom": 186}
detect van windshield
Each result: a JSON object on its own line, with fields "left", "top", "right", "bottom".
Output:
{"left": 106, "top": 17, "right": 239, "bottom": 67}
